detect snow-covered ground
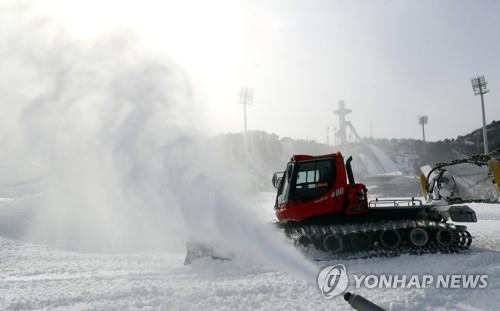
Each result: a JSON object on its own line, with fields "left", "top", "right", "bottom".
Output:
{"left": 1, "top": 189, "right": 499, "bottom": 310}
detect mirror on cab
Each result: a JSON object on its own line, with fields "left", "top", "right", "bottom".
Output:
{"left": 272, "top": 172, "right": 284, "bottom": 188}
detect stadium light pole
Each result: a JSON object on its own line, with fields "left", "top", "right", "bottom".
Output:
{"left": 239, "top": 87, "right": 254, "bottom": 133}
{"left": 418, "top": 115, "right": 428, "bottom": 142}
{"left": 419, "top": 115, "right": 428, "bottom": 155}
{"left": 471, "top": 75, "right": 490, "bottom": 154}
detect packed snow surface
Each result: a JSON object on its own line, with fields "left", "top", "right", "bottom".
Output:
{"left": 1, "top": 192, "right": 499, "bottom": 310}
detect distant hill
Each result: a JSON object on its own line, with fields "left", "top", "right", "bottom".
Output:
{"left": 211, "top": 131, "right": 410, "bottom": 192}
{"left": 367, "top": 119, "right": 500, "bottom": 175}
{"left": 211, "top": 120, "right": 500, "bottom": 193}
{"left": 210, "top": 132, "right": 332, "bottom": 191}
{"left": 456, "top": 119, "right": 500, "bottom": 152}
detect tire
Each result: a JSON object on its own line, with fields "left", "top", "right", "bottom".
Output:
{"left": 379, "top": 229, "right": 401, "bottom": 249}
{"left": 322, "top": 233, "right": 343, "bottom": 253}
{"left": 409, "top": 228, "right": 429, "bottom": 247}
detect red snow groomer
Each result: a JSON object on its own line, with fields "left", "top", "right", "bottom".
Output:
{"left": 272, "top": 152, "right": 478, "bottom": 258}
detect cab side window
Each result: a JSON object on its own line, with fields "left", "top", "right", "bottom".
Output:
{"left": 292, "top": 159, "right": 334, "bottom": 201}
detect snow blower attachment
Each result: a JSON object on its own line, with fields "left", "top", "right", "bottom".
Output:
{"left": 184, "top": 241, "right": 233, "bottom": 265}
{"left": 420, "top": 152, "right": 500, "bottom": 204}
{"left": 272, "top": 152, "right": 477, "bottom": 259}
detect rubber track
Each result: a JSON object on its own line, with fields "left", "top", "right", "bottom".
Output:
{"left": 282, "top": 220, "right": 472, "bottom": 261}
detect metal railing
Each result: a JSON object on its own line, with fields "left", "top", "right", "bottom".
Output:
{"left": 368, "top": 197, "right": 423, "bottom": 209}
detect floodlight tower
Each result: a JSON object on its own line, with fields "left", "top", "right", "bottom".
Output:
{"left": 418, "top": 115, "right": 428, "bottom": 142}
{"left": 471, "top": 75, "right": 490, "bottom": 154}
{"left": 239, "top": 87, "right": 254, "bottom": 133}
{"left": 419, "top": 115, "right": 428, "bottom": 155}
{"left": 334, "top": 100, "right": 352, "bottom": 145}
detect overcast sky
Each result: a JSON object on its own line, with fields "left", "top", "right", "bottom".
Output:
{"left": 16, "top": 0, "right": 500, "bottom": 142}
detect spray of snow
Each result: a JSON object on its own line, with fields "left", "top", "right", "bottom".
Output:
{"left": 0, "top": 4, "right": 318, "bottom": 284}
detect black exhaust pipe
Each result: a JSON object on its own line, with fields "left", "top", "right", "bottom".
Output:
{"left": 346, "top": 156, "right": 355, "bottom": 185}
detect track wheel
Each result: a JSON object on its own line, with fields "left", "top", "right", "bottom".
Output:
{"left": 322, "top": 233, "right": 343, "bottom": 253}
{"left": 296, "top": 234, "right": 313, "bottom": 247}
{"left": 379, "top": 229, "right": 401, "bottom": 249}
{"left": 464, "top": 230, "right": 472, "bottom": 248}
{"left": 436, "top": 229, "right": 454, "bottom": 247}
{"left": 456, "top": 230, "right": 472, "bottom": 249}
{"left": 409, "top": 228, "right": 429, "bottom": 247}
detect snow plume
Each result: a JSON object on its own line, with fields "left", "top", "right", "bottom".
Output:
{"left": 0, "top": 15, "right": 195, "bottom": 251}
{"left": 0, "top": 3, "right": 318, "bottom": 283}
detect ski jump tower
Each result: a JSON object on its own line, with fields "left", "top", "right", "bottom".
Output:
{"left": 334, "top": 100, "right": 362, "bottom": 145}
{"left": 334, "top": 100, "right": 352, "bottom": 145}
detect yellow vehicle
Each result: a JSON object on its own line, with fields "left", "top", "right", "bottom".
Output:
{"left": 420, "top": 151, "right": 500, "bottom": 203}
